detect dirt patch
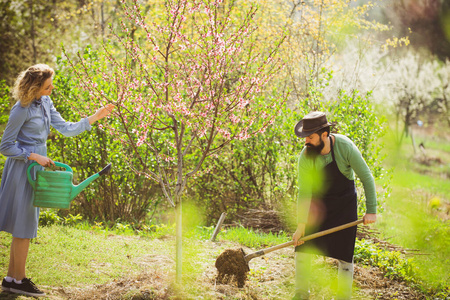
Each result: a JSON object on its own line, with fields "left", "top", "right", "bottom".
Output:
{"left": 215, "top": 248, "right": 249, "bottom": 287}
{"left": 354, "top": 265, "right": 426, "bottom": 299}
{"left": 55, "top": 271, "right": 176, "bottom": 300}
{"left": 89, "top": 245, "right": 424, "bottom": 299}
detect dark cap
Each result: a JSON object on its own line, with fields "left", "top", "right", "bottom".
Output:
{"left": 294, "top": 111, "right": 335, "bottom": 138}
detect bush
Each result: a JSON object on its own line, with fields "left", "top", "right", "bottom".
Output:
{"left": 188, "top": 70, "right": 389, "bottom": 226}
{"left": 44, "top": 53, "right": 163, "bottom": 223}
{"left": 0, "top": 80, "right": 11, "bottom": 176}
{"left": 355, "top": 239, "right": 417, "bottom": 282}
{"left": 187, "top": 105, "right": 303, "bottom": 225}
{"left": 39, "top": 209, "right": 62, "bottom": 226}
{"left": 328, "top": 89, "right": 390, "bottom": 215}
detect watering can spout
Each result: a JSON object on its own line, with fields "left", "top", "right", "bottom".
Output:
{"left": 70, "top": 163, "right": 112, "bottom": 200}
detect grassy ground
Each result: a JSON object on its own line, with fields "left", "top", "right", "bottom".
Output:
{"left": 374, "top": 125, "right": 450, "bottom": 296}
{"left": 0, "top": 222, "right": 436, "bottom": 300}
{"left": 0, "top": 225, "right": 300, "bottom": 299}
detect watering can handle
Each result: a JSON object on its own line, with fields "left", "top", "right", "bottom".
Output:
{"left": 27, "top": 161, "right": 73, "bottom": 187}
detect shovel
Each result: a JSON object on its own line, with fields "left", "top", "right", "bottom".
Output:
{"left": 244, "top": 219, "right": 364, "bottom": 264}
{"left": 215, "top": 219, "right": 364, "bottom": 284}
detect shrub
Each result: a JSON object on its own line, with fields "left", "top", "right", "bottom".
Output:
{"left": 189, "top": 70, "right": 389, "bottom": 226}
{"left": 39, "top": 209, "right": 62, "bottom": 226}
{"left": 354, "top": 239, "right": 416, "bottom": 282}
{"left": 45, "top": 54, "right": 163, "bottom": 223}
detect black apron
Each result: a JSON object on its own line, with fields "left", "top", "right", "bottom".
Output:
{"left": 295, "top": 135, "right": 357, "bottom": 263}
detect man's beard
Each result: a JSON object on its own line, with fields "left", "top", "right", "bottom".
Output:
{"left": 305, "top": 138, "right": 325, "bottom": 158}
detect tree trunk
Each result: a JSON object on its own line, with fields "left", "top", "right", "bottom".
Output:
{"left": 410, "top": 127, "right": 416, "bottom": 154}
{"left": 29, "top": 0, "right": 37, "bottom": 64}
{"left": 100, "top": 0, "right": 105, "bottom": 39}
{"left": 175, "top": 199, "right": 182, "bottom": 284}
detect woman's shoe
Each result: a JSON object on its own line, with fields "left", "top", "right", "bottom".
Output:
{"left": 10, "top": 278, "right": 45, "bottom": 297}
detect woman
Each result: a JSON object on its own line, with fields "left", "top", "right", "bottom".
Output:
{"left": 0, "top": 64, "right": 114, "bottom": 297}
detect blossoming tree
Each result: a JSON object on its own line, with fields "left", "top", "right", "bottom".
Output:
{"left": 66, "top": 0, "right": 285, "bottom": 282}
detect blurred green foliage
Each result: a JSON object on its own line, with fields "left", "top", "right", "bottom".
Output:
{"left": 329, "top": 89, "right": 390, "bottom": 215}
{"left": 0, "top": 80, "right": 11, "bottom": 176}
{"left": 0, "top": 80, "right": 10, "bottom": 124}
{"left": 188, "top": 105, "right": 303, "bottom": 225}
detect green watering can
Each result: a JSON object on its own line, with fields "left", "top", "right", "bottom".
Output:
{"left": 27, "top": 162, "right": 111, "bottom": 209}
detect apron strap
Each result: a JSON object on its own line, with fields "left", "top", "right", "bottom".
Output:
{"left": 329, "top": 135, "right": 335, "bottom": 162}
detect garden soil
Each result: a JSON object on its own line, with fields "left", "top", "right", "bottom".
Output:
{"left": 215, "top": 248, "right": 249, "bottom": 288}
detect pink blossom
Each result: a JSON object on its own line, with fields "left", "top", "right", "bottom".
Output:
{"left": 136, "top": 138, "right": 144, "bottom": 147}
{"left": 229, "top": 114, "right": 240, "bottom": 124}
{"left": 68, "top": 0, "right": 283, "bottom": 200}
{"left": 238, "top": 98, "right": 249, "bottom": 109}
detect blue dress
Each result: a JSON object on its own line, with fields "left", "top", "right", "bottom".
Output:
{"left": 0, "top": 96, "right": 91, "bottom": 239}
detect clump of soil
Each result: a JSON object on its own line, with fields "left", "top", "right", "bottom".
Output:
{"left": 215, "top": 248, "right": 250, "bottom": 288}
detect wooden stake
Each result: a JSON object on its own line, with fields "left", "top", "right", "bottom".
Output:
{"left": 210, "top": 212, "right": 227, "bottom": 242}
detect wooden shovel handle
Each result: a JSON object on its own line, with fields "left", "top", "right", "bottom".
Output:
{"left": 244, "top": 219, "right": 363, "bottom": 263}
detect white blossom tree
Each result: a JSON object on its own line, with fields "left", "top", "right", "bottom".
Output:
{"left": 435, "top": 59, "right": 450, "bottom": 127}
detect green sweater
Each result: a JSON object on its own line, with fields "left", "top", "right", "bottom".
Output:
{"left": 297, "top": 134, "right": 377, "bottom": 223}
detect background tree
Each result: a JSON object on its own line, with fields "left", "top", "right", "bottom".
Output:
{"left": 385, "top": 0, "right": 450, "bottom": 60}
{"left": 380, "top": 51, "right": 440, "bottom": 144}
{"left": 435, "top": 59, "right": 450, "bottom": 127}
{"left": 0, "top": 0, "right": 121, "bottom": 84}
{"left": 245, "top": 0, "right": 393, "bottom": 103}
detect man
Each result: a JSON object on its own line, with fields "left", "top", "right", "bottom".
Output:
{"left": 292, "top": 111, "right": 377, "bottom": 300}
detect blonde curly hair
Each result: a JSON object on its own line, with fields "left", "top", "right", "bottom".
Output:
{"left": 13, "top": 64, "right": 54, "bottom": 107}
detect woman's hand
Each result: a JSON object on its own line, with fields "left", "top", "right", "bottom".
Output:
{"left": 88, "top": 103, "right": 115, "bottom": 125}
{"left": 29, "top": 153, "right": 55, "bottom": 167}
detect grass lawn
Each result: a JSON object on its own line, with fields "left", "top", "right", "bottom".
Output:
{"left": 0, "top": 225, "right": 302, "bottom": 299}
{"left": 374, "top": 126, "right": 450, "bottom": 295}
{"left": 0, "top": 220, "right": 440, "bottom": 300}
{"left": 0, "top": 226, "right": 169, "bottom": 287}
